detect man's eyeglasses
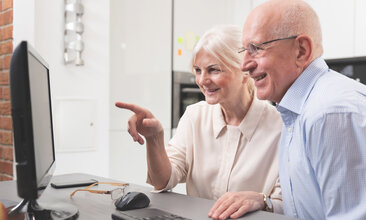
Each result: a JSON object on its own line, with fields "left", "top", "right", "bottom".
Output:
{"left": 70, "top": 182, "right": 129, "bottom": 200}
{"left": 238, "top": 35, "right": 298, "bottom": 56}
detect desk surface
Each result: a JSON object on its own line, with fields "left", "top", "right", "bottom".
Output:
{"left": 0, "top": 173, "right": 297, "bottom": 220}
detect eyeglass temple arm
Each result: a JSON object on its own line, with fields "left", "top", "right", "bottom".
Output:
{"left": 70, "top": 182, "right": 129, "bottom": 198}
{"left": 84, "top": 182, "right": 128, "bottom": 190}
{"left": 70, "top": 189, "right": 110, "bottom": 198}
{"left": 260, "top": 35, "right": 298, "bottom": 46}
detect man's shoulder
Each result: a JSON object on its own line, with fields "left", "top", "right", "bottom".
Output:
{"left": 302, "top": 70, "right": 366, "bottom": 120}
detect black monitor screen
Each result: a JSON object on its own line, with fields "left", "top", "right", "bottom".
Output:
{"left": 28, "top": 53, "right": 55, "bottom": 185}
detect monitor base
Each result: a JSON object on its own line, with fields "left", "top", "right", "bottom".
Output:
{"left": 29, "top": 200, "right": 79, "bottom": 220}
{"left": 9, "top": 199, "right": 79, "bottom": 220}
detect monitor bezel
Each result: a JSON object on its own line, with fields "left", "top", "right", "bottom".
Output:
{"left": 10, "top": 41, "right": 56, "bottom": 200}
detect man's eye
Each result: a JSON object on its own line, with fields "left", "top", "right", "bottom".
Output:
{"left": 255, "top": 45, "right": 262, "bottom": 50}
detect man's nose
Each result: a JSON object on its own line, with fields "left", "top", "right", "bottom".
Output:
{"left": 241, "top": 53, "right": 257, "bottom": 73}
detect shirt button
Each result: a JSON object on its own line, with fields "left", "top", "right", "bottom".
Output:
{"left": 287, "top": 127, "right": 292, "bottom": 133}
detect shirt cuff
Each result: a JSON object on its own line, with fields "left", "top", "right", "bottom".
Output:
{"left": 146, "top": 167, "right": 178, "bottom": 193}
{"left": 271, "top": 199, "right": 283, "bottom": 214}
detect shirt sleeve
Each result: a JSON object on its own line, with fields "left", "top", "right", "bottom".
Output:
{"left": 307, "top": 111, "right": 366, "bottom": 220}
{"left": 146, "top": 107, "right": 193, "bottom": 191}
{"left": 269, "top": 177, "right": 283, "bottom": 214}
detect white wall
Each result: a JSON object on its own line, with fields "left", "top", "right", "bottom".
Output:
{"left": 14, "top": 0, "right": 110, "bottom": 177}
{"left": 109, "top": 0, "right": 172, "bottom": 187}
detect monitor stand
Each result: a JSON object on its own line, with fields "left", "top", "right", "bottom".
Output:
{"left": 9, "top": 199, "right": 79, "bottom": 220}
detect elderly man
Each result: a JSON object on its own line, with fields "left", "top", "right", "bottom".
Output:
{"left": 241, "top": 0, "right": 366, "bottom": 220}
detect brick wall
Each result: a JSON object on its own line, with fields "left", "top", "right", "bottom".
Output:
{"left": 0, "top": 0, "right": 13, "bottom": 181}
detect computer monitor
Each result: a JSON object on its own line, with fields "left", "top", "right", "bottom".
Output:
{"left": 9, "top": 41, "right": 78, "bottom": 219}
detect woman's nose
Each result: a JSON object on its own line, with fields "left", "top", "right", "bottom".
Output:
{"left": 197, "top": 72, "right": 210, "bottom": 85}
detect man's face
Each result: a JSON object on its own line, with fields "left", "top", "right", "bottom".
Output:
{"left": 240, "top": 13, "right": 300, "bottom": 103}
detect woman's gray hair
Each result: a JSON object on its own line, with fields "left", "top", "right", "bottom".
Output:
{"left": 191, "top": 25, "right": 255, "bottom": 96}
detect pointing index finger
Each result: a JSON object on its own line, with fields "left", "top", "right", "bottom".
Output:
{"left": 115, "top": 102, "right": 145, "bottom": 114}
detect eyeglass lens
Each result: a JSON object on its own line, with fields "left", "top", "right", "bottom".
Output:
{"left": 238, "top": 44, "right": 259, "bottom": 56}
{"left": 111, "top": 188, "right": 124, "bottom": 200}
{"left": 248, "top": 44, "right": 258, "bottom": 55}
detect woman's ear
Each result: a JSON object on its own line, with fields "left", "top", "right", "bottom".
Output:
{"left": 295, "top": 35, "right": 313, "bottom": 68}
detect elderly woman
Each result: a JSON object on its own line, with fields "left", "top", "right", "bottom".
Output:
{"left": 116, "top": 25, "right": 282, "bottom": 219}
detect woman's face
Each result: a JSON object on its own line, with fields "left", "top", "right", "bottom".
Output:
{"left": 193, "top": 50, "right": 244, "bottom": 105}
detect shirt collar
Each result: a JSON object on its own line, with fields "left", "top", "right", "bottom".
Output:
{"left": 213, "top": 96, "right": 265, "bottom": 141}
{"left": 278, "top": 57, "right": 328, "bottom": 114}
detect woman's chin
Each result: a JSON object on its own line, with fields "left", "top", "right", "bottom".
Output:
{"left": 205, "top": 98, "right": 219, "bottom": 105}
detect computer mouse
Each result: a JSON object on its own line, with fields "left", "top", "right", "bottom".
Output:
{"left": 114, "top": 191, "right": 150, "bottom": 211}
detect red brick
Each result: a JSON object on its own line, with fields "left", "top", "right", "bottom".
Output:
{"left": 0, "top": 174, "right": 13, "bottom": 181}
{"left": 0, "top": 160, "right": 13, "bottom": 175}
{"left": 0, "top": 116, "right": 11, "bottom": 129}
{"left": 0, "top": 130, "right": 12, "bottom": 145}
{"left": 0, "top": 41, "right": 12, "bottom": 54}
{"left": 0, "top": 56, "right": 11, "bottom": 70}
{"left": 0, "top": 26, "right": 13, "bottom": 41}
{"left": 3, "top": 55, "right": 10, "bottom": 69}
{"left": 2, "top": 0, "right": 13, "bottom": 11}
{"left": 0, "top": 146, "right": 13, "bottom": 161}
{"left": 0, "top": 71, "right": 9, "bottom": 85}
{"left": 0, "top": 10, "right": 12, "bottom": 26}
{"left": 2, "top": 87, "right": 9, "bottom": 99}
{"left": 0, "top": 101, "right": 10, "bottom": 114}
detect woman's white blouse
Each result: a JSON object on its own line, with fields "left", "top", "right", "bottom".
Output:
{"left": 149, "top": 97, "right": 283, "bottom": 212}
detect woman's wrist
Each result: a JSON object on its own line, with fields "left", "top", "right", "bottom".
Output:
{"left": 259, "top": 193, "right": 274, "bottom": 212}
{"left": 145, "top": 130, "right": 164, "bottom": 146}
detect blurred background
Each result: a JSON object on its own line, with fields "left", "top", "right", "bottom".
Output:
{"left": 0, "top": 0, "right": 365, "bottom": 194}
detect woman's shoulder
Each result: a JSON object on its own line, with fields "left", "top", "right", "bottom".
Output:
{"left": 183, "top": 101, "right": 220, "bottom": 121}
{"left": 259, "top": 100, "right": 282, "bottom": 128}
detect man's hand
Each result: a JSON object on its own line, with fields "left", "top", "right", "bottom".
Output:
{"left": 208, "top": 191, "right": 264, "bottom": 220}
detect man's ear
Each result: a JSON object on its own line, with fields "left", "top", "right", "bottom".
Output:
{"left": 295, "top": 35, "right": 313, "bottom": 68}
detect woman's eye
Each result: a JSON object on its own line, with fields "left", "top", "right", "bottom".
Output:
{"left": 194, "top": 68, "right": 201, "bottom": 74}
{"left": 209, "top": 68, "right": 221, "bottom": 73}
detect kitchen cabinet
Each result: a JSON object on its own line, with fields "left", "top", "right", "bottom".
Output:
{"left": 354, "top": 0, "right": 366, "bottom": 56}
{"left": 306, "top": 0, "right": 354, "bottom": 59}
{"left": 173, "top": 0, "right": 252, "bottom": 73}
{"left": 252, "top": 0, "right": 358, "bottom": 59}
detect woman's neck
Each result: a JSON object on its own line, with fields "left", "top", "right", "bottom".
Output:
{"left": 220, "top": 90, "right": 253, "bottom": 126}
